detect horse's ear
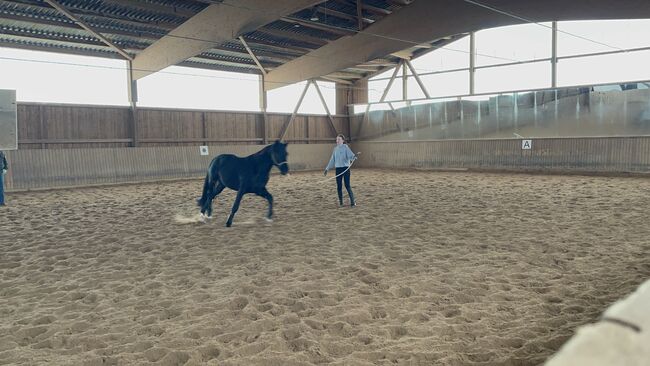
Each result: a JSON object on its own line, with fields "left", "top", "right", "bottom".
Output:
{"left": 273, "top": 139, "right": 281, "bottom": 146}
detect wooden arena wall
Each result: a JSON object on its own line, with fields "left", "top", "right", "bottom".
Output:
{"left": 353, "top": 137, "right": 650, "bottom": 175}
{"left": 6, "top": 102, "right": 650, "bottom": 191}
{"left": 3, "top": 144, "right": 333, "bottom": 191}
{"left": 15, "top": 102, "right": 349, "bottom": 149}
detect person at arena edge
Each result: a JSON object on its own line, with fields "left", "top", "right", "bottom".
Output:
{"left": 0, "top": 150, "right": 8, "bottom": 206}
{"left": 324, "top": 134, "right": 357, "bottom": 207}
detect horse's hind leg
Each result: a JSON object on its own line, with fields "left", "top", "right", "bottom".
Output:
{"left": 225, "top": 191, "right": 245, "bottom": 227}
{"left": 204, "top": 182, "right": 225, "bottom": 218}
{"left": 256, "top": 188, "right": 274, "bottom": 222}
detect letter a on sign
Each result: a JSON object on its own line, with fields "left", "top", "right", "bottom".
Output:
{"left": 522, "top": 140, "right": 532, "bottom": 150}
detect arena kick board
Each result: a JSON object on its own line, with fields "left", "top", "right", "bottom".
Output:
{"left": 0, "top": 89, "right": 17, "bottom": 150}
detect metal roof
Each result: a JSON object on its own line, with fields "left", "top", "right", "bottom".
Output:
{"left": 0, "top": 0, "right": 461, "bottom": 83}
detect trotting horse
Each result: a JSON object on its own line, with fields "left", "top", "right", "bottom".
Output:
{"left": 197, "top": 140, "right": 289, "bottom": 227}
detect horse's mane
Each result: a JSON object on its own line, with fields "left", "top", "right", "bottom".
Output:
{"left": 249, "top": 144, "right": 272, "bottom": 159}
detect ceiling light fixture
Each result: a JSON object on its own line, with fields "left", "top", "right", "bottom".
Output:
{"left": 309, "top": 7, "right": 319, "bottom": 21}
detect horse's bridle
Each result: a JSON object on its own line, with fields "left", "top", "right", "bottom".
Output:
{"left": 271, "top": 150, "right": 288, "bottom": 167}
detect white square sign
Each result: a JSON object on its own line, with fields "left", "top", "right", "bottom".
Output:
{"left": 199, "top": 145, "right": 209, "bottom": 156}
{"left": 521, "top": 139, "right": 532, "bottom": 150}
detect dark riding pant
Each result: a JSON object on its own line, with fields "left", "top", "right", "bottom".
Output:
{"left": 0, "top": 172, "right": 4, "bottom": 206}
{"left": 335, "top": 167, "right": 355, "bottom": 206}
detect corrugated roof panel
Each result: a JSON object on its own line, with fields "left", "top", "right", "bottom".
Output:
{"left": 0, "top": 0, "right": 403, "bottom": 81}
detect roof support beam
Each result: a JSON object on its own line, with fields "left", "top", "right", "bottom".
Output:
{"left": 43, "top": 0, "right": 133, "bottom": 60}
{"left": 312, "top": 80, "right": 339, "bottom": 136}
{"left": 239, "top": 37, "right": 313, "bottom": 55}
{"left": 239, "top": 36, "right": 267, "bottom": 75}
{"left": 265, "top": 0, "right": 650, "bottom": 90}
{"left": 404, "top": 59, "right": 430, "bottom": 99}
{"left": 131, "top": 0, "right": 322, "bottom": 80}
{"left": 357, "top": 61, "right": 402, "bottom": 138}
{"left": 320, "top": 76, "right": 352, "bottom": 85}
{"left": 279, "top": 81, "right": 312, "bottom": 141}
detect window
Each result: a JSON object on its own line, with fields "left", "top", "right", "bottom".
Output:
{"left": 138, "top": 66, "right": 259, "bottom": 111}
{"left": 476, "top": 23, "right": 551, "bottom": 67}
{"left": 0, "top": 47, "right": 128, "bottom": 106}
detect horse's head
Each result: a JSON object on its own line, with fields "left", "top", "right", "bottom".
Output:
{"left": 271, "top": 140, "right": 289, "bottom": 175}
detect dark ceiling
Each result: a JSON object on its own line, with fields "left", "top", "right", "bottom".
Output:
{"left": 5, "top": 0, "right": 645, "bottom": 87}
{"left": 0, "top": 0, "right": 455, "bottom": 83}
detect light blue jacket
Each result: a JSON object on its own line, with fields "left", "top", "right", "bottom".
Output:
{"left": 325, "top": 144, "right": 356, "bottom": 170}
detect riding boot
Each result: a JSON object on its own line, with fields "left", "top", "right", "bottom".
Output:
{"left": 349, "top": 192, "right": 355, "bottom": 207}
{"left": 338, "top": 192, "right": 343, "bottom": 207}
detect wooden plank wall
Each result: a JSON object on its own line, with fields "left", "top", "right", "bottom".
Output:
{"left": 4, "top": 144, "right": 334, "bottom": 191}
{"left": 16, "top": 103, "right": 347, "bottom": 149}
{"left": 353, "top": 137, "right": 650, "bottom": 174}
{"left": 18, "top": 104, "right": 131, "bottom": 148}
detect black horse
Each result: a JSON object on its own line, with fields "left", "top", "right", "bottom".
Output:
{"left": 197, "top": 140, "right": 289, "bottom": 227}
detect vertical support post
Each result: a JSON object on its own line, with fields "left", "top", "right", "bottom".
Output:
{"left": 240, "top": 36, "right": 269, "bottom": 145}
{"left": 335, "top": 82, "right": 351, "bottom": 139}
{"left": 259, "top": 75, "right": 267, "bottom": 112}
{"left": 356, "top": 0, "right": 364, "bottom": 31}
{"left": 470, "top": 31, "right": 476, "bottom": 95}
{"left": 279, "top": 80, "right": 311, "bottom": 141}
{"left": 551, "top": 21, "right": 558, "bottom": 88}
{"left": 127, "top": 60, "right": 139, "bottom": 147}
{"left": 350, "top": 79, "right": 368, "bottom": 141}
{"left": 39, "top": 105, "right": 46, "bottom": 149}
{"left": 260, "top": 75, "right": 268, "bottom": 144}
{"left": 201, "top": 111, "right": 207, "bottom": 146}
{"left": 402, "top": 61, "right": 408, "bottom": 101}
{"left": 335, "top": 82, "right": 350, "bottom": 116}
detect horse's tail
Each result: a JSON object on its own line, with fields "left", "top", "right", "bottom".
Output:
{"left": 197, "top": 172, "right": 210, "bottom": 208}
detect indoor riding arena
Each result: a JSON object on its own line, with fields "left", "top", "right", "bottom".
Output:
{"left": 1, "top": 1, "right": 649, "bottom": 366}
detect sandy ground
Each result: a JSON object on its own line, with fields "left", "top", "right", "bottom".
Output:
{"left": 1, "top": 169, "right": 649, "bottom": 366}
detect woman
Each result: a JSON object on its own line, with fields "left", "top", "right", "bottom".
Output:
{"left": 0, "top": 150, "right": 7, "bottom": 206}
{"left": 324, "top": 134, "right": 357, "bottom": 207}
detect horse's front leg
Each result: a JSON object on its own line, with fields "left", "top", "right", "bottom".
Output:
{"left": 226, "top": 190, "right": 245, "bottom": 227}
{"left": 257, "top": 188, "right": 274, "bottom": 222}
